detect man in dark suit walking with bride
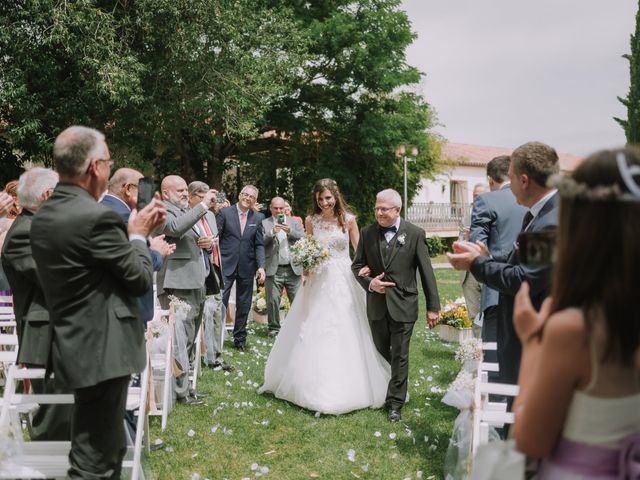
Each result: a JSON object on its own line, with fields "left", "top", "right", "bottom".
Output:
{"left": 352, "top": 188, "right": 440, "bottom": 422}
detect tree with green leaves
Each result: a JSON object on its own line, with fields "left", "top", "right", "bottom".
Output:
{"left": 1, "top": 0, "right": 439, "bottom": 221}
{"left": 616, "top": 0, "right": 640, "bottom": 144}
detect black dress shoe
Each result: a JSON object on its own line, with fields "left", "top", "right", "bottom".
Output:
{"left": 388, "top": 409, "right": 401, "bottom": 423}
{"left": 177, "top": 395, "right": 204, "bottom": 406}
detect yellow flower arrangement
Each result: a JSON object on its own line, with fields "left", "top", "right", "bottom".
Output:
{"left": 439, "top": 297, "right": 472, "bottom": 329}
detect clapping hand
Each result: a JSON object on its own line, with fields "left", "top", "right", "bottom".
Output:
{"left": 0, "top": 192, "right": 13, "bottom": 218}
{"left": 196, "top": 235, "right": 214, "bottom": 250}
{"left": 149, "top": 234, "right": 176, "bottom": 257}
{"left": 513, "top": 282, "right": 552, "bottom": 343}
{"left": 446, "top": 240, "right": 487, "bottom": 271}
{"left": 129, "top": 194, "right": 167, "bottom": 238}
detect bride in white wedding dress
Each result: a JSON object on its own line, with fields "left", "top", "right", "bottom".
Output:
{"left": 260, "top": 179, "right": 391, "bottom": 415}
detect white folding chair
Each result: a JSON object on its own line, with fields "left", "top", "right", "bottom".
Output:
{"left": 0, "top": 365, "right": 74, "bottom": 479}
{"left": 471, "top": 364, "right": 519, "bottom": 456}
{"left": 123, "top": 351, "right": 150, "bottom": 480}
{"left": 189, "top": 325, "right": 203, "bottom": 392}
{"left": 147, "top": 309, "right": 173, "bottom": 431}
{"left": 0, "top": 363, "right": 148, "bottom": 479}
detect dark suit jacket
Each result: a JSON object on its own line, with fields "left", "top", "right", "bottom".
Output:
{"left": 1, "top": 211, "right": 51, "bottom": 366}
{"left": 470, "top": 192, "right": 559, "bottom": 384}
{"left": 101, "top": 193, "right": 162, "bottom": 323}
{"left": 352, "top": 219, "right": 440, "bottom": 323}
{"left": 470, "top": 185, "right": 527, "bottom": 311}
{"left": 216, "top": 205, "right": 265, "bottom": 278}
{"left": 31, "top": 184, "right": 153, "bottom": 389}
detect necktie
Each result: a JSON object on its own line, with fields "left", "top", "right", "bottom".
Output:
{"left": 240, "top": 211, "right": 247, "bottom": 235}
{"left": 521, "top": 211, "right": 534, "bottom": 231}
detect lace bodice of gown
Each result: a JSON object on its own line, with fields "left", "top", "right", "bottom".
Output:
{"left": 311, "top": 214, "right": 352, "bottom": 261}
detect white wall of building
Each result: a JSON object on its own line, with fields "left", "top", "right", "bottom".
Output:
{"left": 413, "top": 164, "right": 488, "bottom": 204}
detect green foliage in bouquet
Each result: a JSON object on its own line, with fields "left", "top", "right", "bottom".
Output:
{"left": 439, "top": 298, "right": 472, "bottom": 329}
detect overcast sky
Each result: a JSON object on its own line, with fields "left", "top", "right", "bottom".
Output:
{"left": 401, "top": 0, "right": 637, "bottom": 155}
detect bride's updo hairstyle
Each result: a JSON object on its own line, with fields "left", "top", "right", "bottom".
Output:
{"left": 311, "top": 178, "right": 353, "bottom": 232}
{"left": 549, "top": 147, "right": 640, "bottom": 365}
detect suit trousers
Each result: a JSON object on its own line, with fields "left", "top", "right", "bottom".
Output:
{"left": 160, "top": 287, "right": 205, "bottom": 398}
{"left": 222, "top": 272, "right": 254, "bottom": 346}
{"left": 67, "top": 375, "right": 130, "bottom": 480}
{"left": 461, "top": 272, "right": 482, "bottom": 320}
{"left": 25, "top": 364, "right": 72, "bottom": 441}
{"left": 204, "top": 292, "right": 225, "bottom": 364}
{"left": 368, "top": 313, "right": 415, "bottom": 411}
{"left": 265, "top": 264, "right": 301, "bottom": 332}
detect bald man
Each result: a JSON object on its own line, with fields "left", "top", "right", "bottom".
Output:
{"left": 156, "top": 175, "right": 217, "bottom": 404}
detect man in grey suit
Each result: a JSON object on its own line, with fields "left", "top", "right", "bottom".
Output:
{"left": 448, "top": 142, "right": 560, "bottom": 387}
{"left": 459, "top": 183, "right": 489, "bottom": 321}
{"left": 31, "top": 126, "right": 166, "bottom": 478}
{"left": 352, "top": 189, "right": 440, "bottom": 423}
{"left": 2, "top": 167, "right": 71, "bottom": 441}
{"left": 157, "top": 175, "right": 217, "bottom": 404}
{"left": 468, "top": 156, "right": 526, "bottom": 380}
{"left": 187, "top": 181, "right": 233, "bottom": 371}
{"left": 262, "top": 196, "right": 304, "bottom": 337}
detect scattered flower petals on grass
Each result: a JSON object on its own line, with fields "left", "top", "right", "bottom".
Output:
{"left": 187, "top": 429, "right": 195, "bottom": 437}
{"left": 347, "top": 448, "right": 356, "bottom": 462}
{"left": 374, "top": 431, "right": 382, "bottom": 437}
{"left": 389, "top": 432, "right": 397, "bottom": 439}
{"left": 361, "top": 464, "right": 369, "bottom": 472}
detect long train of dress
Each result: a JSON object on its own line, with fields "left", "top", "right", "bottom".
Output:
{"left": 259, "top": 216, "right": 390, "bottom": 415}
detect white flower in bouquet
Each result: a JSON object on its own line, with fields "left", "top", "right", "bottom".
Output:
{"left": 455, "top": 338, "right": 483, "bottom": 363}
{"left": 168, "top": 295, "right": 192, "bottom": 314}
{"left": 448, "top": 370, "right": 475, "bottom": 393}
{"left": 256, "top": 297, "right": 266, "bottom": 311}
{"left": 290, "top": 234, "right": 330, "bottom": 273}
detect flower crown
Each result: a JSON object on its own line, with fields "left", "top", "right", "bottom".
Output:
{"left": 548, "top": 153, "right": 640, "bottom": 202}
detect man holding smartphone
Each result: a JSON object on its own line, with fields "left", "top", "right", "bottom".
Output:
{"left": 156, "top": 175, "right": 217, "bottom": 404}
{"left": 261, "top": 197, "right": 304, "bottom": 337}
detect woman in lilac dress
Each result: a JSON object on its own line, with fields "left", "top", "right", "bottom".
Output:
{"left": 512, "top": 148, "right": 640, "bottom": 479}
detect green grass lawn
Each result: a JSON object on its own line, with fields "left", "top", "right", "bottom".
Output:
{"left": 147, "top": 268, "right": 463, "bottom": 479}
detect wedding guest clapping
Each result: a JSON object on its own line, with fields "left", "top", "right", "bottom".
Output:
{"left": 31, "top": 126, "right": 166, "bottom": 478}
{"left": 512, "top": 147, "right": 640, "bottom": 478}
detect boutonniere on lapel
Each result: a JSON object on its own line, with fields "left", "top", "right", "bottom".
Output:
{"left": 397, "top": 233, "right": 407, "bottom": 246}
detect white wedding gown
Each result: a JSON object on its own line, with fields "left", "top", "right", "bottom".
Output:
{"left": 260, "top": 214, "right": 391, "bottom": 415}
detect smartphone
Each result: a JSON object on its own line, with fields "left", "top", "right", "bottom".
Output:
{"left": 137, "top": 177, "right": 155, "bottom": 210}
{"left": 518, "top": 230, "right": 556, "bottom": 266}
{"left": 277, "top": 214, "right": 285, "bottom": 224}
{"left": 216, "top": 191, "right": 227, "bottom": 203}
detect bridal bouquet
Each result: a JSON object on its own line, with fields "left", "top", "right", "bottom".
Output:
{"left": 290, "top": 234, "right": 330, "bottom": 273}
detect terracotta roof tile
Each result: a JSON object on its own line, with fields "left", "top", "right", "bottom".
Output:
{"left": 441, "top": 142, "right": 583, "bottom": 172}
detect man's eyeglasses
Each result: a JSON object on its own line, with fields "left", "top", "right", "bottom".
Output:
{"left": 373, "top": 207, "right": 398, "bottom": 213}
{"left": 240, "top": 192, "right": 257, "bottom": 200}
{"left": 192, "top": 193, "right": 206, "bottom": 200}
{"left": 96, "top": 158, "right": 114, "bottom": 168}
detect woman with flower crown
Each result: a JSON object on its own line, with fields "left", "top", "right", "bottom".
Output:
{"left": 511, "top": 147, "right": 640, "bottom": 479}
{"left": 259, "top": 178, "right": 390, "bottom": 415}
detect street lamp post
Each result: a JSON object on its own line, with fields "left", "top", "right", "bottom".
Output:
{"left": 396, "top": 145, "right": 419, "bottom": 219}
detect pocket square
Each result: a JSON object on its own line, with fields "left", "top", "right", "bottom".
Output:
{"left": 248, "top": 223, "right": 257, "bottom": 227}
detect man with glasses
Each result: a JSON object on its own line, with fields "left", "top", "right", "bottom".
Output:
{"left": 31, "top": 125, "right": 167, "bottom": 478}
{"left": 216, "top": 185, "right": 266, "bottom": 351}
{"left": 352, "top": 188, "right": 440, "bottom": 422}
